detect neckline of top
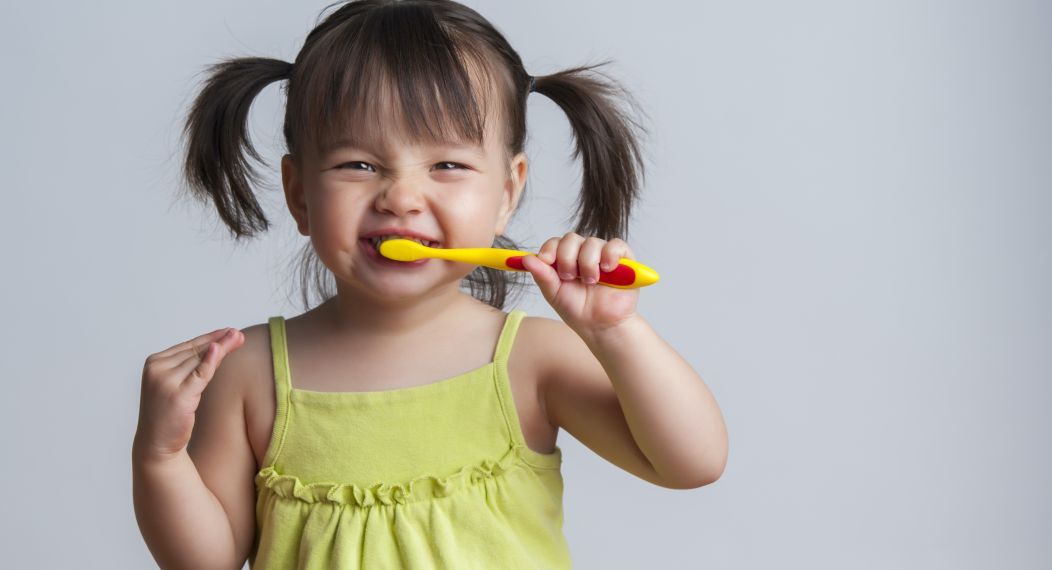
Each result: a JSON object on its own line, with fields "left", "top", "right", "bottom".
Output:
{"left": 274, "top": 310, "right": 523, "bottom": 401}
{"left": 290, "top": 361, "right": 495, "bottom": 399}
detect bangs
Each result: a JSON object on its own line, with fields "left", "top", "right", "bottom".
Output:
{"left": 293, "top": 2, "right": 503, "bottom": 159}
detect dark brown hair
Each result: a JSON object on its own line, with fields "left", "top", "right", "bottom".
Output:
{"left": 179, "top": 0, "right": 648, "bottom": 311}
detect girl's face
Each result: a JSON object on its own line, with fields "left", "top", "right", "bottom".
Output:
{"left": 281, "top": 113, "right": 527, "bottom": 301}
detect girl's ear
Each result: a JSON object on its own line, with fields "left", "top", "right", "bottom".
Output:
{"left": 281, "top": 154, "right": 310, "bottom": 236}
{"left": 496, "top": 151, "right": 528, "bottom": 236}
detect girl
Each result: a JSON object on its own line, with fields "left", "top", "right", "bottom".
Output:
{"left": 132, "top": 1, "right": 728, "bottom": 568}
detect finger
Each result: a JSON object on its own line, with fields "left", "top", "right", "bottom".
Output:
{"left": 579, "top": 237, "right": 606, "bottom": 284}
{"left": 555, "top": 232, "right": 584, "bottom": 280}
{"left": 171, "top": 328, "right": 241, "bottom": 374}
{"left": 172, "top": 329, "right": 243, "bottom": 389}
{"left": 172, "top": 328, "right": 243, "bottom": 360}
{"left": 156, "top": 329, "right": 244, "bottom": 372}
{"left": 522, "top": 253, "right": 561, "bottom": 299}
{"left": 601, "top": 238, "right": 634, "bottom": 271}
{"left": 537, "top": 237, "right": 560, "bottom": 265}
{"left": 176, "top": 344, "right": 220, "bottom": 393}
{"left": 154, "top": 327, "right": 237, "bottom": 361}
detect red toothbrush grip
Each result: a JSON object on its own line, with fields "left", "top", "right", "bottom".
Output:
{"left": 505, "top": 256, "right": 636, "bottom": 287}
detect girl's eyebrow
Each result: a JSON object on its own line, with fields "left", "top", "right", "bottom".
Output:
{"left": 435, "top": 143, "right": 486, "bottom": 159}
{"left": 323, "top": 139, "right": 485, "bottom": 158}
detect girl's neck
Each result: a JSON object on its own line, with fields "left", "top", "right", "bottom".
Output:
{"left": 317, "top": 283, "right": 483, "bottom": 339}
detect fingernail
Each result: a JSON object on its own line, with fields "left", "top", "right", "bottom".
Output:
{"left": 585, "top": 276, "right": 597, "bottom": 284}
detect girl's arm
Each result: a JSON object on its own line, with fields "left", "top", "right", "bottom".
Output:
{"left": 533, "top": 315, "right": 728, "bottom": 488}
{"left": 521, "top": 234, "right": 728, "bottom": 488}
{"left": 132, "top": 450, "right": 244, "bottom": 569}
{"left": 133, "top": 329, "right": 256, "bottom": 569}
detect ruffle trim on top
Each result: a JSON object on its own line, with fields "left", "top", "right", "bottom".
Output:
{"left": 255, "top": 444, "right": 539, "bottom": 508}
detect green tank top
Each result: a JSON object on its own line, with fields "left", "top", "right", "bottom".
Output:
{"left": 251, "top": 309, "right": 572, "bottom": 569}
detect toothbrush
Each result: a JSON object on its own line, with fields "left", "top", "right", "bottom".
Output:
{"left": 378, "top": 238, "right": 659, "bottom": 289}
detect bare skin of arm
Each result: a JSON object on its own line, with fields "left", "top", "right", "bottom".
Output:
{"left": 132, "top": 328, "right": 256, "bottom": 569}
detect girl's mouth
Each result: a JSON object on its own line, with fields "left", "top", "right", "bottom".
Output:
{"left": 366, "top": 235, "right": 439, "bottom": 249}
{"left": 358, "top": 238, "right": 431, "bottom": 267}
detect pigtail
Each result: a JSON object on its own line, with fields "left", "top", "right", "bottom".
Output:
{"left": 530, "top": 61, "right": 649, "bottom": 241}
{"left": 179, "top": 57, "right": 294, "bottom": 240}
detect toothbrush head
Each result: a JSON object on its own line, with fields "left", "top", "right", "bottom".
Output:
{"left": 378, "top": 238, "right": 429, "bottom": 261}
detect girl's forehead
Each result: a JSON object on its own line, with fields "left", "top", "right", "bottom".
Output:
{"left": 303, "top": 46, "right": 511, "bottom": 163}
{"left": 318, "top": 107, "right": 502, "bottom": 159}
{"left": 323, "top": 134, "right": 488, "bottom": 159}
{"left": 326, "top": 66, "right": 505, "bottom": 150}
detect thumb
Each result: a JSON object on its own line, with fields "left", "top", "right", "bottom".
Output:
{"left": 522, "top": 254, "right": 562, "bottom": 300}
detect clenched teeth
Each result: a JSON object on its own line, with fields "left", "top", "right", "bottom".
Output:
{"left": 369, "top": 235, "right": 437, "bottom": 248}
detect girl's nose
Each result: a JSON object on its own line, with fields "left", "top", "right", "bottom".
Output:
{"left": 374, "top": 178, "right": 426, "bottom": 216}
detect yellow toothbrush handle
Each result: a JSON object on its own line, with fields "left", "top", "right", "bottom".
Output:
{"left": 379, "top": 240, "right": 660, "bottom": 289}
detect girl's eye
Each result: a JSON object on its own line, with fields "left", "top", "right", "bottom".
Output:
{"left": 434, "top": 162, "right": 467, "bottom": 171}
{"left": 337, "top": 161, "right": 374, "bottom": 172}
{"left": 334, "top": 161, "right": 467, "bottom": 173}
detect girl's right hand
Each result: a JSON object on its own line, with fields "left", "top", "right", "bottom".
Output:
{"left": 133, "top": 327, "right": 245, "bottom": 463}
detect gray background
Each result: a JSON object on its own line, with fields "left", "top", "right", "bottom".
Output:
{"left": 1, "top": 0, "right": 1049, "bottom": 568}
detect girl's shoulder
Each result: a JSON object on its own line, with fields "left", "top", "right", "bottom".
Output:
{"left": 228, "top": 320, "right": 287, "bottom": 468}
{"left": 514, "top": 314, "right": 565, "bottom": 355}
{"left": 510, "top": 314, "right": 579, "bottom": 417}
{"left": 513, "top": 314, "right": 579, "bottom": 378}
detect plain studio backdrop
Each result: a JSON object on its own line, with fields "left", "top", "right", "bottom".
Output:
{"left": 1, "top": 0, "right": 1049, "bottom": 568}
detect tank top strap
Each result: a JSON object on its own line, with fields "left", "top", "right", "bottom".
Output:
{"left": 261, "top": 316, "right": 292, "bottom": 468}
{"left": 491, "top": 309, "right": 562, "bottom": 468}
{"left": 493, "top": 309, "right": 526, "bottom": 369}
{"left": 491, "top": 310, "right": 538, "bottom": 454}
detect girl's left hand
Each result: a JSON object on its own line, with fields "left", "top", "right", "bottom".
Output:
{"left": 520, "top": 232, "right": 640, "bottom": 340}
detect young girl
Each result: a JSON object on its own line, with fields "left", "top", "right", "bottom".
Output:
{"left": 132, "top": 1, "right": 727, "bottom": 568}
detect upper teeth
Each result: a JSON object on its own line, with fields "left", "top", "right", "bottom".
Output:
{"left": 371, "top": 235, "right": 434, "bottom": 247}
